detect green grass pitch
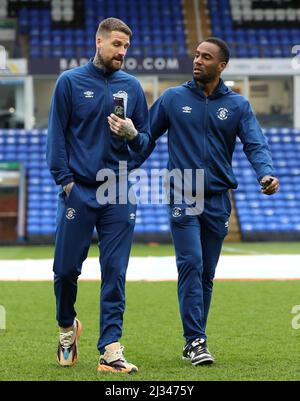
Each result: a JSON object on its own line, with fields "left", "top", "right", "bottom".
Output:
{"left": 0, "top": 241, "right": 300, "bottom": 259}
{"left": 1, "top": 280, "right": 300, "bottom": 381}
{"left": 0, "top": 242, "right": 300, "bottom": 381}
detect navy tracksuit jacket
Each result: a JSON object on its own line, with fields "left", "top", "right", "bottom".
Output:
{"left": 149, "top": 79, "right": 274, "bottom": 343}
{"left": 47, "top": 59, "right": 152, "bottom": 352}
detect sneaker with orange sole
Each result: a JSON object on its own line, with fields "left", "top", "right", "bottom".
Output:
{"left": 97, "top": 342, "right": 138, "bottom": 374}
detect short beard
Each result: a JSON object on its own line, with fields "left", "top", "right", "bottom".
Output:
{"left": 193, "top": 72, "right": 215, "bottom": 86}
{"left": 93, "top": 50, "right": 122, "bottom": 72}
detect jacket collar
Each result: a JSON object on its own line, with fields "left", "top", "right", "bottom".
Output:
{"left": 86, "top": 58, "right": 120, "bottom": 78}
{"left": 183, "top": 78, "right": 231, "bottom": 99}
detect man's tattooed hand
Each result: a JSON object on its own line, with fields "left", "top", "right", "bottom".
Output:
{"left": 107, "top": 113, "right": 138, "bottom": 140}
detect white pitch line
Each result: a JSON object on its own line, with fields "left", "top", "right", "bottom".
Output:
{"left": 0, "top": 255, "right": 300, "bottom": 281}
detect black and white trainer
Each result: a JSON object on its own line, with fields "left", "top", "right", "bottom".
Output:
{"left": 182, "top": 338, "right": 214, "bottom": 366}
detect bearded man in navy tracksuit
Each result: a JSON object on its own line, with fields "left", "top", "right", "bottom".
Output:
{"left": 47, "top": 18, "right": 152, "bottom": 373}
{"left": 149, "top": 38, "right": 279, "bottom": 365}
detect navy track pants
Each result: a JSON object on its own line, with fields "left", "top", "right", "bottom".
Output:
{"left": 169, "top": 192, "right": 231, "bottom": 344}
{"left": 53, "top": 182, "right": 136, "bottom": 352}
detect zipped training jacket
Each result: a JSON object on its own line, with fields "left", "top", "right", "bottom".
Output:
{"left": 47, "top": 59, "right": 151, "bottom": 187}
{"left": 149, "top": 79, "right": 274, "bottom": 194}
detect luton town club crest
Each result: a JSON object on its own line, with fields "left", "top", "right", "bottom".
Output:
{"left": 172, "top": 207, "right": 182, "bottom": 217}
{"left": 66, "top": 208, "right": 76, "bottom": 220}
{"left": 217, "top": 107, "right": 229, "bottom": 120}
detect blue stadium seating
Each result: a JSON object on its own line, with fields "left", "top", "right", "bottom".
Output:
{"left": 11, "top": 0, "right": 300, "bottom": 59}
{"left": 208, "top": 0, "right": 300, "bottom": 58}
{"left": 0, "top": 129, "right": 169, "bottom": 237}
{"left": 13, "top": 0, "right": 187, "bottom": 59}
{"left": 1, "top": 128, "right": 300, "bottom": 239}
{"left": 233, "top": 128, "right": 300, "bottom": 238}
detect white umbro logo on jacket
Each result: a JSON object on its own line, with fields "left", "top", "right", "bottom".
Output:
{"left": 182, "top": 106, "right": 192, "bottom": 113}
{"left": 84, "top": 90, "right": 94, "bottom": 98}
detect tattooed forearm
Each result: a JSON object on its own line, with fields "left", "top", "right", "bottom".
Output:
{"left": 122, "top": 123, "right": 137, "bottom": 140}
{"left": 107, "top": 114, "right": 138, "bottom": 140}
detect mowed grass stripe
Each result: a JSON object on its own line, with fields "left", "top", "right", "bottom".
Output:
{"left": 1, "top": 281, "right": 300, "bottom": 381}
{"left": 0, "top": 242, "right": 300, "bottom": 260}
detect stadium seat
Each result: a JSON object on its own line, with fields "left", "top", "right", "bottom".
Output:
{"left": 1, "top": 128, "right": 299, "bottom": 237}
{"left": 208, "top": 0, "right": 300, "bottom": 57}
{"left": 233, "top": 128, "right": 300, "bottom": 235}
{"left": 11, "top": 0, "right": 187, "bottom": 59}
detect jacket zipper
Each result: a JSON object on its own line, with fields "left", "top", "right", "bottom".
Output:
{"left": 204, "top": 97, "right": 209, "bottom": 192}
{"left": 104, "top": 77, "right": 110, "bottom": 162}
{"left": 204, "top": 97, "right": 209, "bottom": 158}
{"left": 105, "top": 78, "right": 109, "bottom": 122}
